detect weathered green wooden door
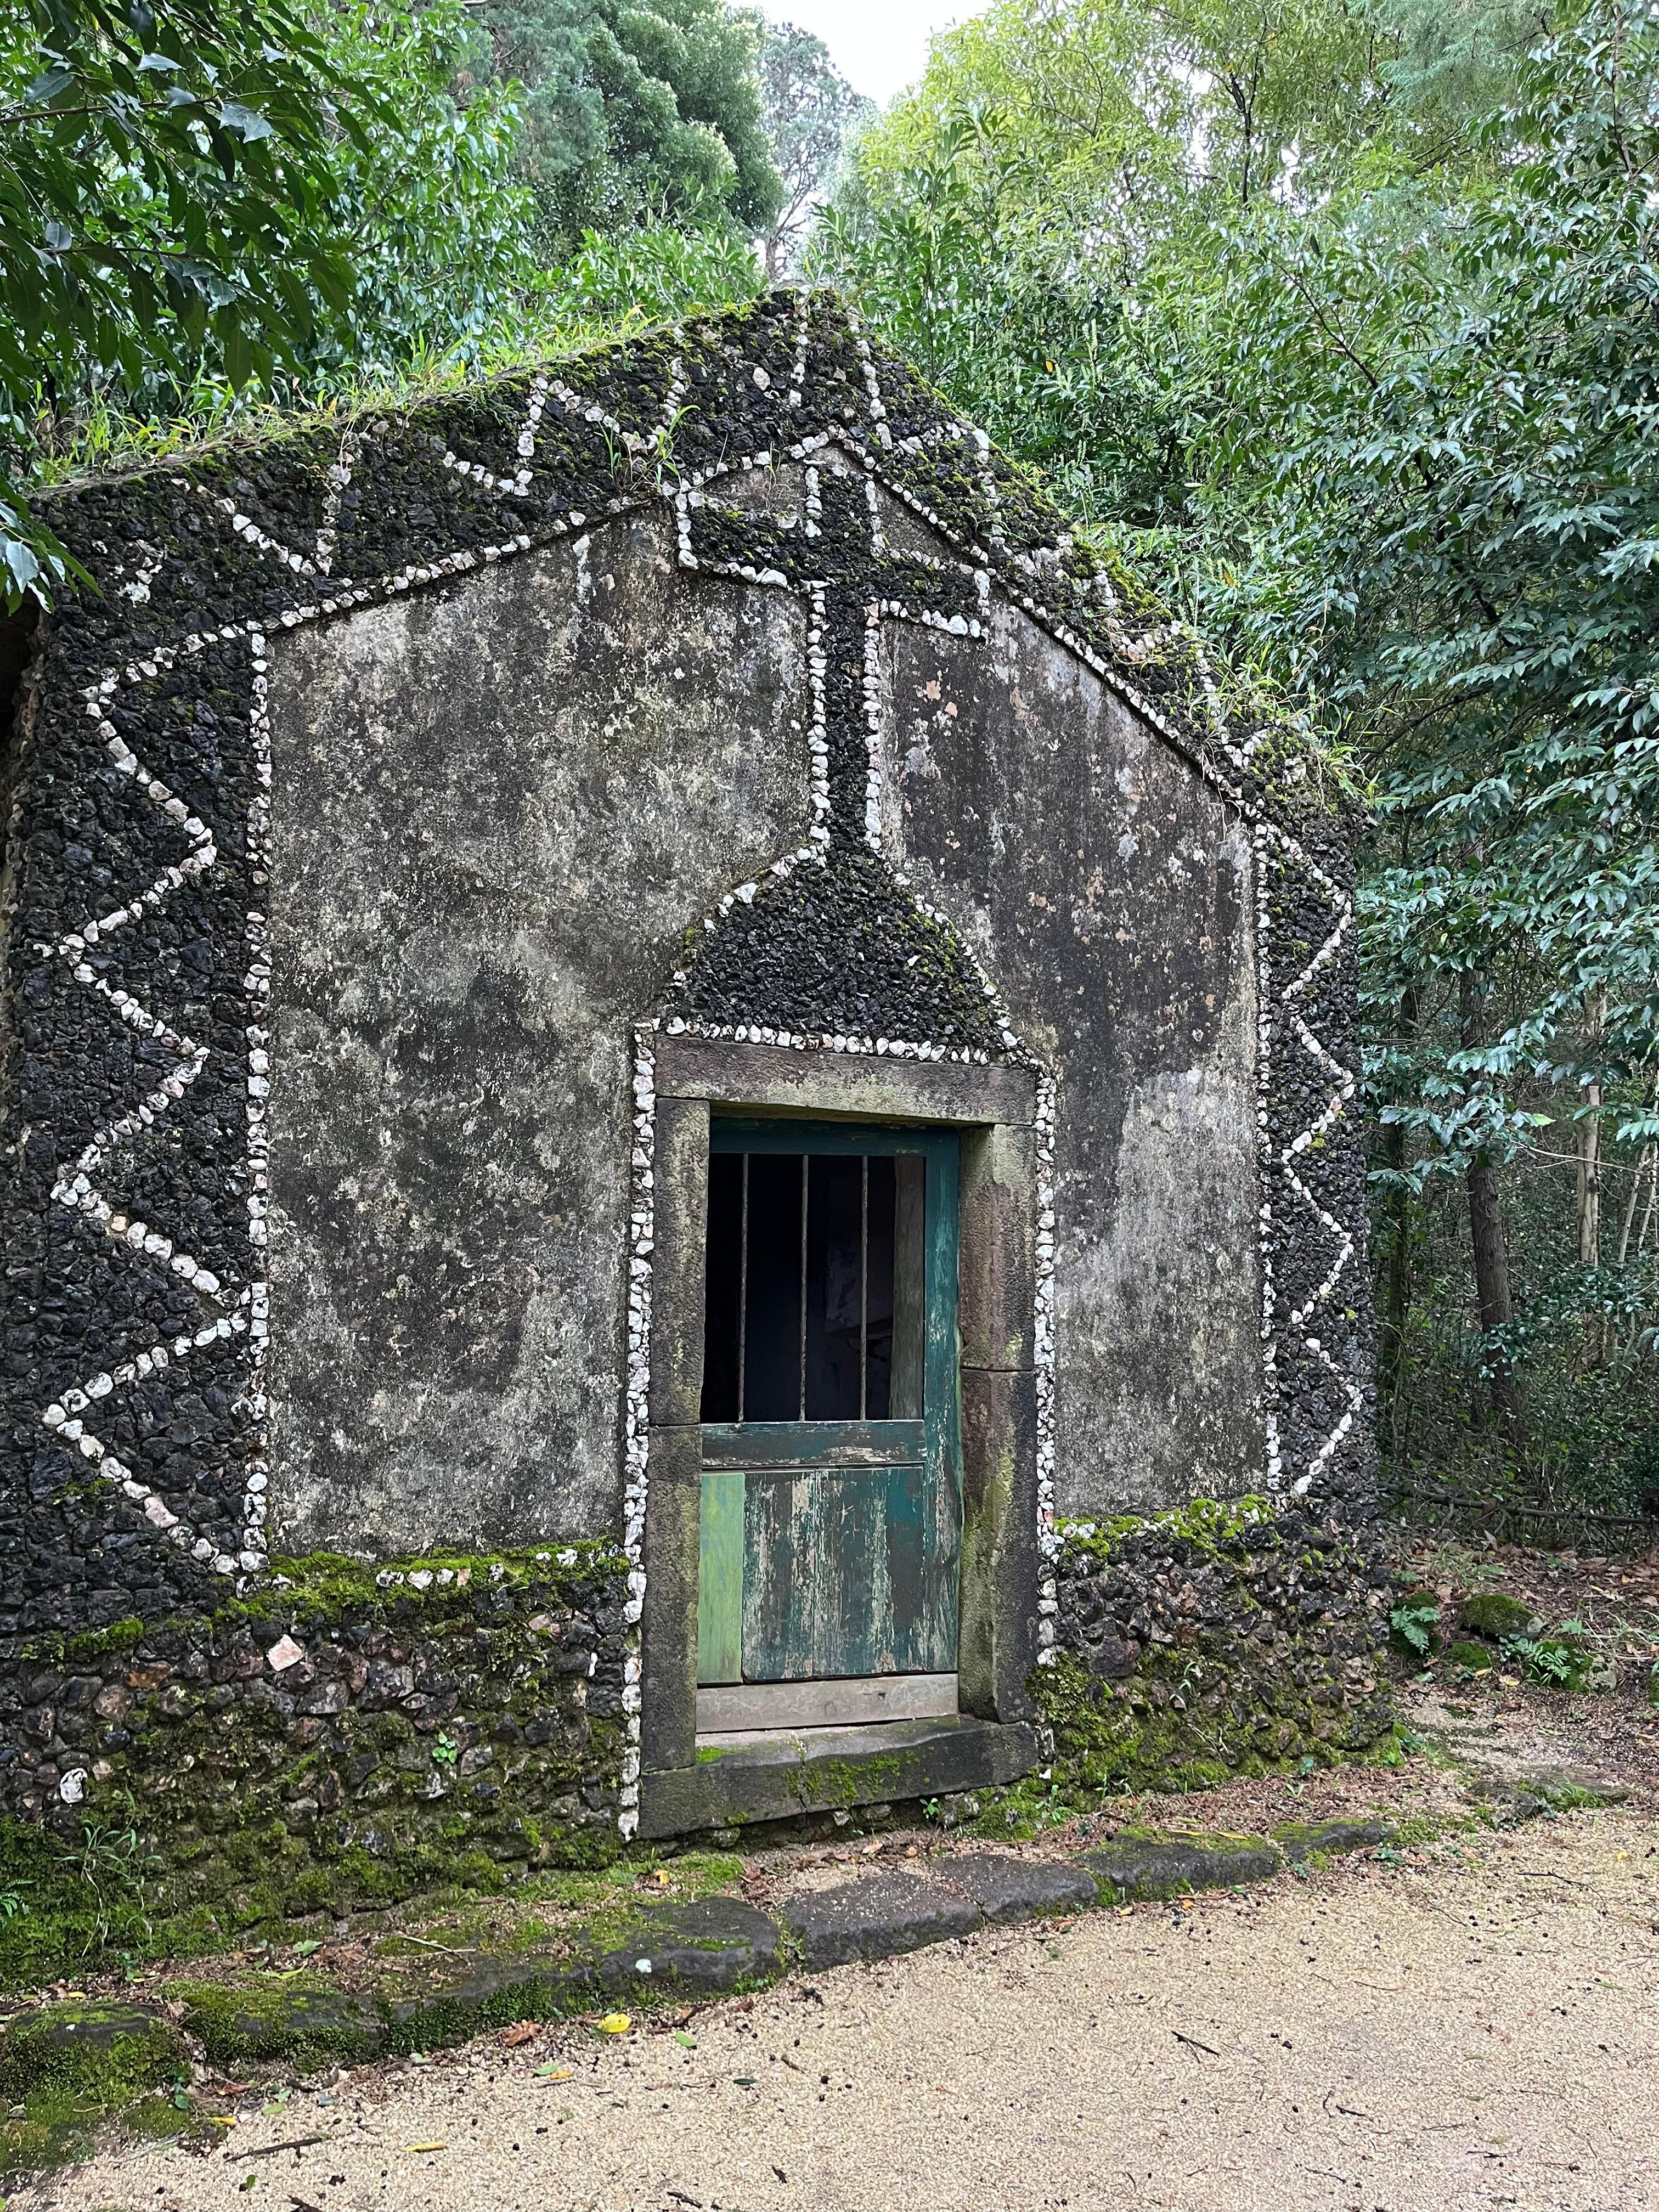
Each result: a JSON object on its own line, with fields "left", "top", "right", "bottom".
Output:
{"left": 696, "top": 1121, "right": 962, "bottom": 1716}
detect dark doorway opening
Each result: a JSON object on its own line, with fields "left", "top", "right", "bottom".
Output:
{"left": 701, "top": 1148, "right": 907, "bottom": 1423}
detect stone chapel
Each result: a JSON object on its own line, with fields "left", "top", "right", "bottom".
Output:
{"left": 0, "top": 294, "right": 1383, "bottom": 1874}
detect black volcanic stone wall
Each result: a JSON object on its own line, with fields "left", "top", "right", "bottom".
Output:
{"left": 0, "top": 1549, "right": 630, "bottom": 1910}
{"left": 0, "top": 290, "right": 1373, "bottom": 1765}
{"left": 1045, "top": 1506, "right": 1393, "bottom": 1785}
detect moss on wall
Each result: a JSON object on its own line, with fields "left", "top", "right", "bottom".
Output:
{"left": 1041, "top": 1499, "right": 1393, "bottom": 1807}
{"left": 0, "top": 1545, "right": 631, "bottom": 1988}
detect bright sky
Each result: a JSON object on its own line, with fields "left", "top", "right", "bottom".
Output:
{"left": 758, "top": 1, "right": 990, "bottom": 108}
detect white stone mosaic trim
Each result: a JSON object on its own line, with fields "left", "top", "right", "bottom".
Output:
{"left": 1263, "top": 823, "right": 1363, "bottom": 1492}
{"left": 30, "top": 634, "right": 285, "bottom": 1575}
{"left": 313, "top": 431, "right": 362, "bottom": 574}
{"left": 805, "top": 582, "right": 832, "bottom": 839}
{"left": 441, "top": 375, "right": 549, "bottom": 498}
{"left": 1032, "top": 1070, "right": 1060, "bottom": 1660}
{"left": 850, "top": 317, "right": 893, "bottom": 450}
{"left": 241, "top": 636, "right": 275, "bottom": 1569}
{"left": 618, "top": 1031, "right": 656, "bottom": 1842}
{"left": 548, "top": 359, "right": 687, "bottom": 475}
{"left": 195, "top": 427, "right": 359, "bottom": 582}
{"left": 1253, "top": 822, "right": 1283, "bottom": 1491}
{"left": 786, "top": 289, "right": 812, "bottom": 408}
{"left": 40, "top": 1310, "right": 250, "bottom": 1562}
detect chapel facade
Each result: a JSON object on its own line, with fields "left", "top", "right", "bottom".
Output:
{"left": 0, "top": 295, "right": 1380, "bottom": 1863}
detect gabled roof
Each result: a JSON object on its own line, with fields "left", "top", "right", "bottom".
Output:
{"left": 40, "top": 290, "right": 1338, "bottom": 853}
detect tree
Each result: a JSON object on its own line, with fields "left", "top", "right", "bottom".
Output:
{"left": 473, "top": 0, "right": 782, "bottom": 243}
{"left": 2, "top": 0, "right": 373, "bottom": 598}
{"left": 755, "top": 21, "right": 870, "bottom": 278}
{"left": 1189, "top": 0, "right": 1659, "bottom": 1482}
{"left": 1, "top": 0, "right": 535, "bottom": 604}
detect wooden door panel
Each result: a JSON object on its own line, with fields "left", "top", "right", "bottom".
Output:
{"left": 729, "top": 1464, "right": 957, "bottom": 1683}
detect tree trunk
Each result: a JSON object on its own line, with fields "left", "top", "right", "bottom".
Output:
{"left": 1616, "top": 1143, "right": 1652, "bottom": 1268}
{"left": 1378, "top": 984, "right": 1418, "bottom": 1467}
{"left": 1576, "top": 987, "right": 1604, "bottom": 1268}
{"left": 1462, "top": 969, "right": 1523, "bottom": 1451}
{"left": 1467, "top": 1151, "right": 1522, "bottom": 1446}
{"left": 1576, "top": 985, "right": 1605, "bottom": 1363}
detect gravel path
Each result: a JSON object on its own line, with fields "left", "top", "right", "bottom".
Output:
{"left": 29, "top": 1806, "right": 1659, "bottom": 2212}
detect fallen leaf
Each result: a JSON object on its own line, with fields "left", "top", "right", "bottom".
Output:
{"left": 500, "top": 2021, "right": 539, "bottom": 2049}
{"left": 404, "top": 2141, "right": 447, "bottom": 2154}
{"left": 673, "top": 2030, "right": 697, "bottom": 2050}
{"left": 597, "top": 2013, "right": 631, "bottom": 2035}
{"left": 535, "top": 2064, "right": 575, "bottom": 2081}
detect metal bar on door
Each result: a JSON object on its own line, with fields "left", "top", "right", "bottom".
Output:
{"left": 859, "top": 1155, "right": 868, "bottom": 1419}
{"left": 737, "top": 1153, "right": 748, "bottom": 1425}
{"left": 798, "top": 1154, "right": 809, "bottom": 1420}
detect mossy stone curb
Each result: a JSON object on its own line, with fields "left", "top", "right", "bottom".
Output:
{"left": 593, "top": 1896, "right": 782, "bottom": 1998}
{"left": 783, "top": 1870, "right": 985, "bottom": 1971}
{"left": 170, "top": 1976, "right": 386, "bottom": 2070}
{"left": 381, "top": 1950, "right": 594, "bottom": 2053}
{"left": 1272, "top": 1819, "right": 1393, "bottom": 1865}
{"left": 933, "top": 1852, "right": 1099, "bottom": 1925}
{"left": 0, "top": 2003, "right": 187, "bottom": 2100}
{"left": 381, "top": 1897, "right": 787, "bottom": 2051}
{"left": 1502, "top": 1769, "right": 1629, "bottom": 1821}
{"left": 1082, "top": 1831, "right": 1283, "bottom": 1903}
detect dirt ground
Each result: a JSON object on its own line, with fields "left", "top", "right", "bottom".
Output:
{"left": 28, "top": 1791, "right": 1659, "bottom": 2212}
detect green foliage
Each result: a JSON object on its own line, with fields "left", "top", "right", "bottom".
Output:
{"left": 820, "top": 0, "right": 1659, "bottom": 1514}
{"left": 2, "top": 0, "right": 538, "bottom": 595}
{"left": 1387, "top": 1601, "right": 1440, "bottom": 1658}
{"left": 1, "top": 0, "right": 375, "bottom": 596}
{"left": 472, "top": 0, "right": 781, "bottom": 242}
{"left": 4, "top": 0, "right": 777, "bottom": 600}
{"left": 1458, "top": 1591, "right": 1538, "bottom": 1641}
{"left": 1501, "top": 1618, "right": 1595, "bottom": 1689}
{"left": 53, "top": 1817, "right": 158, "bottom": 1951}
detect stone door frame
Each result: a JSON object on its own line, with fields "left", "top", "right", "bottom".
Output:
{"left": 637, "top": 1034, "right": 1044, "bottom": 1836}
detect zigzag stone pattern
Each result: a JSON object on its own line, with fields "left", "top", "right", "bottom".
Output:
{"left": 0, "top": 291, "right": 1372, "bottom": 1646}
